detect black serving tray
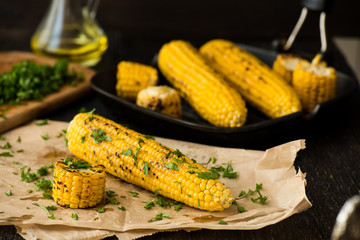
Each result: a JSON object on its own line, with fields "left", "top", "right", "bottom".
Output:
{"left": 90, "top": 44, "right": 358, "bottom": 147}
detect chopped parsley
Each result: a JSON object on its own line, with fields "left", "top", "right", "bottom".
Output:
{"left": 71, "top": 213, "right": 79, "bottom": 220}
{"left": 32, "top": 203, "right": 56, "bottom": 219}
{"left": 148, "top": 212, "right": 170, "bottom": 222}
{"left": 121, "top": 148, "right": 132, "bottom": 156}
{"left": 196, "top": 170, "right": 220, "bottom": 180}
{"left": 118, "top": 206, "right": 126, "bottom": 211}
{"left": 237, "top": 206, "right": 247, "bottom": 213}
{"left": 132, "top": 148, "right": 140, "bottom": 165}
{"left": 1, "top": 142, "right": 11, "bottom": 149}
{"left": 129, "top": 191, "right": 139, "bottom": 197}
{"left": 173, "top": 149, "right": 183, "bottom": 157}
{"left": 64, "top": 157, "right": 91, "bottom": 169}
{"left": 12, "top": 161, "right": 20, "bottom": 165}
{"left": 173, "top": 157, "right": 185, "bottom": 164}
{"left": 90, "top": 128, "right": 112, "bottom": 144}
{"left": 80, "top": 136, "right": 85, "bottom": 143}
{"left": 0, "top": 152, "right": 13, "bottom": 157}
{"left": 183, "top": 214, "right": 189, "bottom": 217}
{"left": 144, "top": 200, "right": 155, "bottom": 209}
{"left": 143, "top": 161, "right": 149, "bottom": 177}
{"left": 35, "top": 119, "right": 48, "bottom": 126}
{"left": 165, "top": 162, "right": 179, "bottom": 171}
{"left": 105, "top": 190, "right": 120, "bottom": 205}
{"left": 16, "top": 149, "right": 24, "bottom": 153}
{"left": 5, "top": 190, "right": 12, "bottom": 196}
{"left": 20, "top": 166, "right": 38, "bottom": 182}
{"left": 218, "top": 220, "right": 228, "bottom": 225}
{"left": 43, "top": 192, "right": 52, "bottom": 199}
{"left": 97, "top": 207, "right": 105, "bottom": 213}
{"left": 35, "top": 178, "right": 53, "bottom": 191}
{"left": 144, "top": 135, "right": 155, "bottom": 140}
{"left": 41, "top": 133, "right": 49, "bottom": 140}
{"left": 17, "top": 136, "right": 21, "bottom": 143}
{"left": 238, "top": 183, "right": 268, "bottom": 205}
{"left": 94, "top": 217, "right": 99, "bottom": 221}
{"left": 27, "top": 189, "right": 33, "bottom": 193}
{"left": 174, "top": 203, "right": 183, "bottom": 211}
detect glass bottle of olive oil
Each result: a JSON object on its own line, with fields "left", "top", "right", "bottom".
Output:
{"left": 31, "top": 0, "right": 108, "bottom": 67}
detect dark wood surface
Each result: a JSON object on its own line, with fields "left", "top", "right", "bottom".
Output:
{"left": 1, "top": 5, "right": 360, "bottom": 239}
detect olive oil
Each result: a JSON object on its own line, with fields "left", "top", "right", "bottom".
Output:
{"left": 31, "top": 0, "right": 108, "bottom": 67}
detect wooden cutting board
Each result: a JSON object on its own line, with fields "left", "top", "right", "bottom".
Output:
{"left": 0, "top": 51, "right": 95, "bottom": 133}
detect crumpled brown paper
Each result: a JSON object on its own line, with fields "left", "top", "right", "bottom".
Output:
{"left": 0, "top": 120, "right": 311, "bottom": 239}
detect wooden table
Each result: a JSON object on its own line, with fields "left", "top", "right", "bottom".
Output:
{"left": 0, "top": 30, "right": 359, "bottom": 240}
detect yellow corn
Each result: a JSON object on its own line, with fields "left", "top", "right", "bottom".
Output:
{"left": 292, "top": 54, "right": 337, "bottom": 112}
{"left": 52, "top": 158, "right": 106, "bottom": 208}
{"left": 200, "top": 39, "right": 302, "bottom": 119}
{"left": 116, "top": 61, "right": 158, "bottom": 101}
{"left": 67, "top": 113, "right": 235, "bottom": 211}
{"left": 273, "top": 53, "right": 304, "bottom": 84}
{"left": 158, "top": 40, "right": 247, "bottom": 127}
{"left": 136, "top": 85, "right": 182, "bottom": 118}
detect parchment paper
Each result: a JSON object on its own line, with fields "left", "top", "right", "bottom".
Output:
{"left": 0, "top": 120, "right": 311, "bottom": 239}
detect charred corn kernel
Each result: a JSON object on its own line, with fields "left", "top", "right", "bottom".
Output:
{"left": 52, "top": 158, "right": 106, "bottom": 209}
{"left": 158, "top": 40, "right": 247, "bottom": 127}
{"left": 116, "top": 61, "right": 158, "bottom": 101}
{"left": 136, "top": 85, "right": 182, "bottom": 118}
{"left": 292, "top": 54, "right": 337, "bottom": 112}
{"left": 67, "top": 113, "right": 235, "bottom": 211}
{"left": 273, "top": 53, "right": 304, "bottom": 84}
{"left": 200, "top": 39, "right": 302, "bottom": 119}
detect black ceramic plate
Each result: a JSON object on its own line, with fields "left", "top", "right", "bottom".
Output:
{"left": 90, "top": 44, "right": 358, "bottom": 147}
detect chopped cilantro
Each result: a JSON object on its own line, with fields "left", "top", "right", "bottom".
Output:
{"left": 12, "top": 161, "right": 20, "bottom": 165}
{"left": 238, "top": 183, "right": 268, "bottom": 205}
{"left": 173, "top": 157, "right": 185, "bottom": 164}
{"left": 20, "top": 166, "right": 38, "bottom": 182}
{"left": 35, "top": 119, "right": 48, "bottom": 126}
{"left": 1, "top": 142, "right": 11, "bottom": 149}
{"left": 35, "top": 178, "right": 53, "bottom": 191}
{"left": 16, "top": 149, "right": 24, "bottom": 153}
{"left": 174, "top": 204, "right": 182, "bottom": 211}
{"left": 196, "top": 170, "right": 220, "bottom": 180}
{"left": 138, "top": 138, "right": 145, "bottom": 147}
{"left": 27, "top": 189, "right": 33, "bottom": 193}
{"left": 94, "top": 217, "right": 99, "bottom": 221}
{"left": 17, "top": 136, "right": 21, "bottom": 143}
{"left": 132, "top": 148, "right": 140, "bottom": 165}
{"left": 218, "top": 220, "right": 228, "bottom": 225}
{"left": 80, "top": 136, "right": 85, "bottom": 143}
{"left": 43, "top": 192, "right": 52, "bottom": 199}
{"left": 173, "top": 149, "right": 183, "bottom": 157}
{"left": 5, "top": 190, "right": 12, "bottom": 196}
{"left": 183, "top": 214, "right": 189, "bottom": 217}
{"left": 90, "top": 128, "right": 112, "bottom": 144}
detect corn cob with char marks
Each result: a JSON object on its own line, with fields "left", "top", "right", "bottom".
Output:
{"left": 200, "top": 39, "right": 302, "bottom": 119}
{"left": 52, "top": 158, "right": 106, "bottom": 208}
{"left": 272, "top": 53, "right": 304, "bottom": 84}
{"left": 116, "top": 61, "right": 158, "bottom": 101}
{"left": 67, "top": 113, "right": 235, "bottom": 211}
{"left": 158, "top": 40, "right": 247, "bottom": 127}
{"left": 292, "top": 54, "right": 337, "bottom": 112}
{"left": 136, "top": 85, "right": 182, "bottom": 118}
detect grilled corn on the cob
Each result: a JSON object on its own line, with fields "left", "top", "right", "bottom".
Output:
{"left": 136, "top": 85, "right": 182, "bottom": 118}
{"left": 116, "top": 61, "right": 158, "bottom": 101}
{"left": 67, "top": 113, "right": 235, "bottom": 211}
{"left": 52, "top": 158, "right": 106, "bottom": 208}
{"left": 292, "top": 54, "right": 337, "bottom": 112}
{"left": 200, "top": 39, "right": 302, "bottom": 119}
{"left": 273, "top": 54, "right": 304, "bottom": 84}
{"left": 158, "top": 40, "right": 247, "bottom": 127}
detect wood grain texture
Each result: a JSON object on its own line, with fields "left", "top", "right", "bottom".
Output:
{"left": 0, "top": 51, "right": 95, "bottom": 134}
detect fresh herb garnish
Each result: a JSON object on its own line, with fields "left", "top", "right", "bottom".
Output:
{"left": 174, "top": 203, "right": 183, "bottom": 211}
{"left": 218, "top": 220, "right": 228, "bottom": 225}
{"left": 97, "top": 207, "right": 105, "bottom": 213}
{"left": 5, "top": 190, "right": 12, "bottom": 196}
{"left": 138, "top": 138, "right": 145, "bottom": 147}
{"left": 80, "top": 136, "right": 85, "bottom": 143}
{"left": 148, "top": 212, "right": 170, "bottom": 222}
{"left": 143, "top": 161, "right": 149, "bottom": 177}
{"left": 90, "top": 128, "right": 112, "bottom": 144}
{"left": 0, "top": 152, "right": 13, "bottom": 157}
{"left": 129, "top": 191, "right": 139, "bottom": 197}
{"left": 12, "top": 161, "right": 20, "bottom": 165}
{"left": 16, "top": 149, "right": 24, "bottom": 153}
{"left": 94, "top": 217, "right": 99, "bottom": 221}
{"left": 132, "top": 148, "right": 140, "bottom": 165}
{"left": 237, "top": 206, "right": 247, "bottom": 213}
{"left": 64, "top": 157, "right": 91, "bottom": 169}
{"left": 20, "top": 166, "right": 38, "bottom": 182}
{"left": 105, "top": 190, "right": 120, "bottom": 205}
{"left": 196, "top": 170, "right": 220, "bottom": 180}
{"left": 32, "top": 202, "right": 56, "bottom": 220}
{"left": 121, "top": 148, "right": 132, "bottom": 156}
{"left": 1, "top": 142, "right": 11, "bottom": 149}
{"left": 27, "top": 189, "right": 33, "bottom": 193}
{"left": 43, "top": 192, "right": 52, "bottom": 199}
{"left": 35, "top": 178, "right": 53, "bottom": 191}
{"left": 165, "top": 162, "right": 179, "bottom": 171}
{"left": 173, "top": 157, "right": 185, "bottom": 164}
{"left": 173, "top": 149, "right": 183, "bottom": 157}
{"left": 71, "top": 213, "right": 79, "bottom": 220}
{"left": 144, "top": 135, "right": 155, "bottom": 140}
{"left": 41, "top": 133, "right": 49, "bottom": 140}
{"left": 35, "top": 119, "right": 48, "bottom": 126}
{"left": 144, "top": 200, "right": 155, "bottom": 209}
{"left": 17, "top": 136, "right": 21, "bottom": 143}
{"left": 118, "top": 206, "right": 126, "bottom": 211}
{"left": 238, "top": 183, "right": 268, "bottom": 205}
